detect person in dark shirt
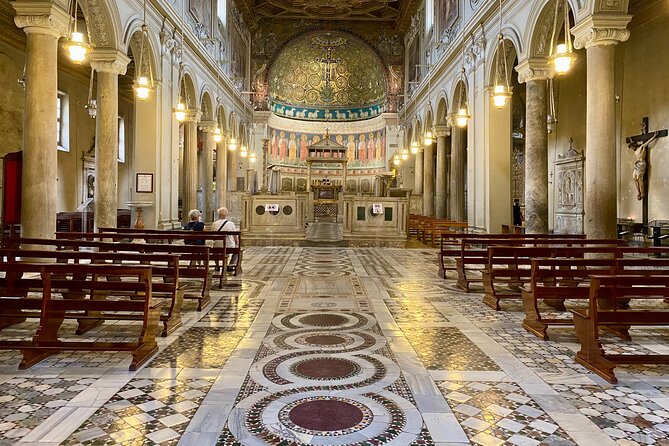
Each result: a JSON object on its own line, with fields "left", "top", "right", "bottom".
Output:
{"left": 184, "top": 209, "right": 205, "bottom": 245}
{"left": 512, "top": 199, "right": 524, "bottom": 226}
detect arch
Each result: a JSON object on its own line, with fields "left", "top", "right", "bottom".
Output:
{"left": 229, "top": 112, "right": 238, "bottom": 137}
{"left": 526, "top": 0, "right": 579, "bottom": 59}
{"left": 181, "top": 72, "right": 198, "bottom": 110}
{"left": 436, "top": 94, "right": 449, "bottom": 125}
{"left": 452, "top": 80, "right": 468, "bottom": 112}
{"left": 487, "top": 38, "right": 519, "bottom": 87}
{"left": 125, "top": 25, "right": 160, "bottom": 88}
{"left": 424, "top": 106, "right": 434, "bottom": 132}
{"left": 216, "top": 105, "right": 227, "bottom": 132}
{"left": 413, "top": 119, "right": 422, "bottom": 144}
{"left": 79, "top": 0, "right": 121, "bottom": 49}
{"left": 200, "top": 91, "right": 214, "bottom": 121}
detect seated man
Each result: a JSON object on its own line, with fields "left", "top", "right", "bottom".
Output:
{"left": 212, "top": 207, "right": 239, "bottom": 272}
{"left": 184, "top": 209, "right": 205, "bottom": 245}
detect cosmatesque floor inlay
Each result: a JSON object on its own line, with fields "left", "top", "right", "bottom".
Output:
{"left": 0, "top": 247, "right": 666, "bottom": 446}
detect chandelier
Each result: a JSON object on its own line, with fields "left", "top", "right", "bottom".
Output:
{"left": 549, "top": 0, "right": 575, "bottom": 75}
{"left": 133, "top": 0, "right": 154, "bottom": 100}
{"left": 64, "top": 0, "right": 90, "bottom": 63}
{"left": 492, "top": 0, "right": 512, "bottom": 109}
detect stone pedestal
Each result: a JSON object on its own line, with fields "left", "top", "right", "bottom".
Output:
{"left": 435, "top": 126, "right": 448, "bottom": 218}
{"left": 422, "top": 142, "right": 435, "bottom": 217}
{"left": 13, "top": 3, "right": 68, "bottom": 239}
{"left": 449, "top": 123, "right": 466, "bottom": 222}
{"left": 573, "top": 15, "right": 631, "bottom": 239}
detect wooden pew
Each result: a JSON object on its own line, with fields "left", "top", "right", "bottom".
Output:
{"left": 572, "top": 275, "right": 669, "bottom": 383}
{"left": 6, "top": 238, "right": 212, "bottom": 310}
{"left": 428, "top": 221, "right": 468, "bottom": 248}
{"left": 0, "top": 263, "right": 160, "bottom": 370}
{"left": 96, "top": 227, "right": 244, "bottom": 278}
{"left": 482, "top": 245, "right": 667, "bottom": 310}
{"left": 408, "top": 214, "right": 425, "bottom": 239}
{"left": 521, "top": 257, "right": 669, "bottom": 340}
{"left": 455, "top": 238, "right": 626, "bottom": 291}
{"left": 0, "top": 249, "right": 183, "bottom": 336}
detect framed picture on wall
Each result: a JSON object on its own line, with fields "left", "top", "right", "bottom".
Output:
{"left": 136, "top": 173, "right": 154, "bottom": 193}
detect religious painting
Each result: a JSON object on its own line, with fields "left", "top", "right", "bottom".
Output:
{"left": 407, "top": 35, "right": 421, "bottom": 85}
{"left": 438, "top": 0, "right": 459, "bottom": 37}
{"left": 189, "top": 0, "right": 212, "bottom": 34}
{"left": 230, "top": 23, "right": 248, "bottom": 82}
{"left": 268, "top": 127, "right": 386, "bottom": 169}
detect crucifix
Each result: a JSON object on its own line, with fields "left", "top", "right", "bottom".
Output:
{"left": 315, "top": 40, "right": 341, "bottom": 90}
{"left": 625, "top": 117, "right": 668, "bottom": 229}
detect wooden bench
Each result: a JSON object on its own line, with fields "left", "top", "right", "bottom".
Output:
{"left": 482, "top": 245, "right": 668, "bottom": 310}
{"left": 0, "top": 249, "right": 183, "bottom": 336}
{"left": 572, "top": 275, "right": 669, "bottom": 383}
{"left": 521, "top": 257, "right": 669, "bottom": 340}
{"left": 0, "top": 263, "right": 160, "bottom": 370}
{"left": 427, "top": 221, "right": 468, "bottom": 248}
{"left": 7, "top": 237, "right": 213, "bottom": 310}
{"left": 455, "top": 238, "right": 626, "bottom": 291}
{"left": 408, "top": 214, "right": 426, "bottom": 239}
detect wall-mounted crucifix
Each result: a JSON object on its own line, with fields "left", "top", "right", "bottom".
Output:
{"left": 626, "top": 117, "right": 668, "bottom": 228}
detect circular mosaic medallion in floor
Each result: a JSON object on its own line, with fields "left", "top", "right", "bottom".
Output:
{"left": 282, "top": 397, "right": 372, "bottom": 435}
{"left": 264, "top": 330, "right": 385, "bottom": 353}
{"left": 233, "top": 389, "right": 423, "bottom": 445}
{"left": 303, "top": 333, "right": 348, "bottom": 346}
{"left": 291, "top": 357, "right": 360, "bottom": 380}
{"left": 272, "top": 311, "right": 375, "bottom": 331}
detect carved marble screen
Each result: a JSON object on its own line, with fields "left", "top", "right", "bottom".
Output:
{"left": 554, "top": 146, "right": 584, "bottom": 234}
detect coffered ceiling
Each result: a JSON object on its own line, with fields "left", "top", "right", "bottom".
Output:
{"left": 235, "top": 0, "right": 420, "bottom": 32}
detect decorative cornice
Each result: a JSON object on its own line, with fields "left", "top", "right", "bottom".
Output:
{"left": 434, "top": 124, "right": 449, "bottom": 137}
{"left": 515, "top": 58, "right": 552, "bottom": 83}
{"left": 198, "top": 120, "right": 217, "bottom": 131}
{"left": 90, "top": 49, "right": 130, "bottom": 75}
{"left": 12, "top": 1, "right": 69, "bottom": 38}
{"left": 185, "top": 109, "right": 202, "bottom": 122}
{"left": 572, "top": 14, "right": 632, "bottom": 49}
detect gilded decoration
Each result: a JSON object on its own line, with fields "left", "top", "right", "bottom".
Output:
{"left": 268, "top": 31, "right": 387, "bottom": 122}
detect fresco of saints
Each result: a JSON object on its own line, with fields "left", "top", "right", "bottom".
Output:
{"left": 347, "top": 135, "right": 356, "bottom": 163}
{"left": 375, "top": 131, "right": 382, "bottom": 159}
{"left": 381, "top": 132, "right": 387, "bottom": 160}
{"left": 311, "top": 135, "right": 321, "bottom": 147}
{"left": 271, "top": 130, "right": 278, "bottom": 158}
{"left": 288, "top": 133, "right": 298, "bottom": 160}
{"left": 300, "top": 134, "right": 308, "bottom": 161}
{"left": 279, "top": 131, "right": 288, "bottom": 159}
{"left": 367, "top": 133, "right": 375, "bottom": 161}
{"left": 358, "top": 134, "right": 367, "bottom": 163}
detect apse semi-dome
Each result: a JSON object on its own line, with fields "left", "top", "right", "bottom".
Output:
{"left": 268, "top": 31, "right": 387, "bottom": 122}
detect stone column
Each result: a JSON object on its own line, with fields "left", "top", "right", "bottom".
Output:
{"left": 182, "top": 110, "right": 200, "bottom": 225}
{"left": 216, "top": 135, "right": 227, "bottom": 210}
{"left": 434, "top": 125, "right": 449, "bottom": 218}
{"left": 199, "top": 122, "right": 215, "bottom": 222}
{"left": 228, "top": 139, "right": 238, "bottom": 192}
{"left": 13, "top": 3, "right": 68, "bottom": 239}
{"left": 449, "top": 120, "right": 466, "bottom": 222}
{"left": 573, "top": 15, "right": 631, "bottom": 239}
{"left": 414, "top": 149, "right": 423, "bottom": 196}
{"left": 261, "top": 138, "right": 269, "bottom": 193}
{"left": 516, "top": 61, "right": 552, "bottom": 233}
{"left": 90, "top": 51, "right": 130, "bottom": 230}
{"left": 422, "top": 142, "right": 435, "bottom": 217}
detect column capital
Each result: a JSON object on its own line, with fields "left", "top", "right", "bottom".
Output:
{"left": 90, "top": 49, "right": 130, "bottom": 75}
{"left": 572, "top": 14, "right": 632, "bottom": 49}
{"left": 198, "top": 120, "right": 217, "bottom": 132}
{"left": 515, "top": 58, "right": 552, "bottom": 84}
{"left": 185, "top": 109, "right": 202, "bottom": 122}
{"left": 12, "top": 1, "right": 69, "bottom": 38}
{"left": 434, "top": 125, "right": 450, "bottom": 138}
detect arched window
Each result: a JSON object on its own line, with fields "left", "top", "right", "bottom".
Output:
{"left": 425, "top": 0, "right": 434, "bottom": 33}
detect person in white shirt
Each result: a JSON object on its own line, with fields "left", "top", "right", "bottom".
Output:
{"left": 212, "top": 207, "right": 239, "bottom": 272}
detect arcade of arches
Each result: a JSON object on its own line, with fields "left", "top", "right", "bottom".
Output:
{"left": 0, "top": 0, "right": 668, "bottom": 444}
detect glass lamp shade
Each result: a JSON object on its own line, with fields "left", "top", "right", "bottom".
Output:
{"left": 552, "top": 44, "right": 576, "bottom": 75}
{"left": 410, "top": 141, "right": 419, "bottom": 154}
{"left": 249, "top": 152, "right": 257, "bottom": 163}
{"left": 174, "top": 102, "right": 186, "bottom": 122}
{"left": 228, "top": 137, "right": 237, "bottom": 151}
{"left": 455, "top": 108, "right": 470, "bottom": 128}
{"left": 65, "top": 32, "right": 89, "bottom": 63}
{"left": 492, "top": 84, "right": 512, "bottom": 108}
{"left": 392, "top": 154, "right": 401, "bottom": 166}
{"left": 134, "top": 76, "right": 151, "bottom": 100}
{"left": 423, "top": 131, "right": 433, "bottom": 146}
{"left": 213, "top": 127, "right": 222, "bottom": 143}
{"left": 400, "top": 148, "right": 409, "bottom": 161}
{"left": 240, "top": 146, "right": 248, "bottom": 157}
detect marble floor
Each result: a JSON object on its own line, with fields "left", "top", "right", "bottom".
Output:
{"left": 1, "top": 246, "right": 669, "bottom": 446}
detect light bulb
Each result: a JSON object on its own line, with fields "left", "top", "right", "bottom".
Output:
{"left": 249, "top": 152, "right": 257, "bottom": 163}
{"left": 423, "top": 131, "right": 433, "bottom": 146}
{"left": 228, "top": 137, "right": 237, "bottom": 151}
{"left": 455, "top": 108, "right": 470, "bottom": 128}
{"left": 240, "top": 145, "right": 248, "bottom": 157}
{"left": 410, "top": 141, "right": 419, "bottom": 154}
{"left": 65, "top": 32, "right": 89, "bottom": 63}
{"left": 492, "top": 84, "right": 511, "bottom": 109}
{"left": 134, "top": 76, "right": 150, "bottom": 100}
{"left": 401, "top": 148, "right": 409, "bottom": 161}
{"left": 174, "top": 102, "right": 186, "bottom": 122}
{"left": 392, "top": 155, "right": 400, "bottom": 166}
{"left": 552, "top": 43, "right": 575, "bottom": 75}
